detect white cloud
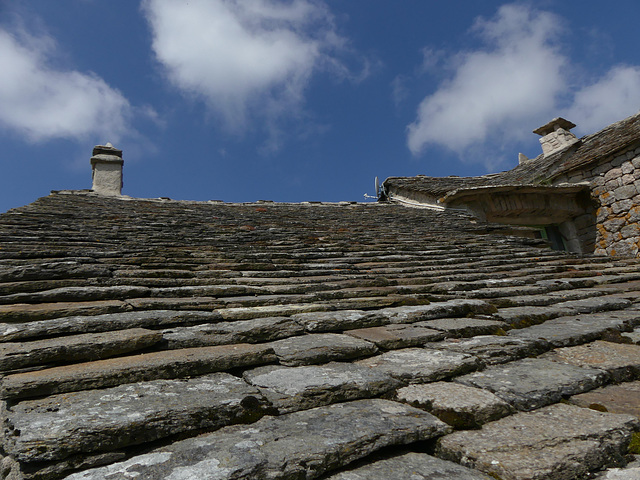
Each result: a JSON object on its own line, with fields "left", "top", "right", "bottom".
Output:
{"left": 0, "top": 27, "right": 133, "bottom": 143}
{"left": 141, "top": 0, "right": 346, "bottom": 129}
{"left": 566, "top": 66, "right": 640, "bottom": 134}
{"left": 407, "top": 4, "right": 567, "bottom": 159}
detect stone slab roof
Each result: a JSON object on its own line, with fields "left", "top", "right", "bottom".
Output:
{"left": 1, "top": 192, "right": 640, "bottom": 479}
{"left": 384, "top": 111, "right": 640, "bottom": 199}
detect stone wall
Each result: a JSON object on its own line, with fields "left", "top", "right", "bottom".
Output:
{"left": 553, "top": 143, "right": 640, "bottom": 257}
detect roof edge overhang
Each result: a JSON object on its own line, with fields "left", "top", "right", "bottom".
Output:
{"left": 440, "top": 183, "right": 592, "bottom": 225}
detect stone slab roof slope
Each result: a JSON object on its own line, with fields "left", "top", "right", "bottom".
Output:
{"left": 384, "top": 111, "right": 640, "bottom": 200}
{"left": 1, "top": 192, "right": 640, "bottom": 479}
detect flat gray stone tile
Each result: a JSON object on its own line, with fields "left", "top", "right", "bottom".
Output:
{"left": 554, "top": 296, "right": 631, "bottom": 313}
{"left": 492, "top": 305, "right": 576, "bottom": 328}
{"left": 545, "top": 340, "right": 640, "bottom": 382}
{"left": 508, "top": 311, "right": 640, "bottom": 347}
{"left": 1, "top": 343, "right": 276, "bottom": 400}
{"left": 357, "top": 348, "right": 481, "bottom": 383}
{"left": 427, "top": 335, "right": 548, "bottom": 364}
{"left": 268, "top": 333, "right": 378, "bottom": 366}
{"left": 379, "top": 300, "right": 495, "bottom": 324}
{"left": 326, "top": 452, "right": 494, "bottom": 479}
{"left": 243, "top": 362, "right": 401, "bottom": 413}
{"left": 456, "top": 357, "right": 607, "bottom": 411}
{"left": 416, "top": 317, "right": 507, "bottom": 338}
{"left": 437, "top": 403, "right": 639, "bottom": 480}
{"left": 161, "top": 316, "right": 305, "bottom": 348}
{"left": 66, "top": 399, "right": 451, "bottom": 480}
{"left": 5, "top": 373, "right": 269, "bottom": 463}
{"left": 345, "top": 324, "right": 444, "bottom": 349}
{"left": 0, "top": 310, "right": 222, "bottom": 342}
{"left": 0, "top": 328, "right": 162, "bottom": 372}
{"left": 292, "top": 310, "right": 388, "bottom": 332}
{"left": 395, "top": 382, "right": 514, "bottom": 429}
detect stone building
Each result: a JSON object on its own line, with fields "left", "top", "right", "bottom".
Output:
{"left": 383, "top": 112, "right": 640, "bottom": 257}
{"left": 0, "top": 143, "right": 640, "bottom": 479}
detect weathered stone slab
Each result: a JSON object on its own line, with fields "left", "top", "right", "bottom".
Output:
{"left": 456, "top": 357, "right": 607, "bottom": 411}
{"left": 326, "top": 452, "right": 494, "bottom": 479}
{"left": 65, "top": 399, "right": 451, "bottom": 480}
{"left": 292, "top": 310, "right": 388, "bottom": 332}
{"left": 243, "top": 362, "right": 400, "bottom": 413}
{"left": 437, "top": 403, "right": 639, "bottom": 480}
{"left": 427, "top": 335, "right": 548, "bottom": 364}
{"left": 0, "top": 328, "right": 162, "bottom": 371}
{"left": 396, "top": 381, "right": 514, "bottom": 429}
{"left": 379, "top": 299, "right": 495, "bottom": 324}
{"left": 598, "top": 465, "right": 640, "bottom": 479}
{"left": 416, "top": 317, "right": 507, "bottom": 337}
{"left": 268, "top": 333, "right": 377, "bottom": 366}
{"left": 569, "top": 381, "right": 640, "bottom": 418}
{"left": 0, "top": 285, "right": 152, "bottom": 305}
{"left": 554, "top": 296, "right": 632, "bottom": 313}
{"left": 545, "top": 341, "right": 640, "bottom": 382}
{"left": 492, "top": 305, "right": 576, "bottom": 328}
{"left": 357, "top": 348, "right": 481, "bottom": 383}
{"left": 4, "top": 373, "right": 270, "bottom": 463}
{"left": 217, "top": 303, "right": 331, "bottom": 321}
{"left": 0, "top": 310, "right": 222, "bottom": 343}
{"left": 126, "top": 296, "right": 221, "bottom": 310}
{"left": 508, "top": 311, "right": 638, "bottom": 347}
{"left": 1, "top": 343, "right": 276, "bottom": 400}
{"left": 345, "top": 324, "right": 444, "bottom": 349}
{"left": 0, "top": 300, "right": 131, "bottom": 323}
{"left": 490, "top": 289, "right": 605, "bottom": 308}
{"left": 162, "top": 316, "right": 305, "bottom": 348}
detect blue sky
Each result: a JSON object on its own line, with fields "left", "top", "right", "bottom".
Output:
{"left": 2, "top": 1, "right": 640, "bottom": 212}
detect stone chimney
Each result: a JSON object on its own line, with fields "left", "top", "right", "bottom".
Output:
{"left": 91, "top": 143, "right": 123, "bottom": 196}
{"left": 533, "top": 117, "right": 579, "bottom": 157}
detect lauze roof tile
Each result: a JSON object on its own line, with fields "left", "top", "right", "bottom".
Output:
{"left": 0, "top": 193, "right": 639, "bottom": 479}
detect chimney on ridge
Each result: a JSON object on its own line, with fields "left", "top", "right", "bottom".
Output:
{"left": 91, "top": 143, "right": 123, "bottom": 196}
{"left": 533, "top": 117, "right": 579, "bottom": 158}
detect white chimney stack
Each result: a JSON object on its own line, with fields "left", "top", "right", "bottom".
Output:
{"left": 533, "top": 117, "right": 579, "bottom": 157}
{"left": 90, "top": 143, "right": 123, "bottom": 196}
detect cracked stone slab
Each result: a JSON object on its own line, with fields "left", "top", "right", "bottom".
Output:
{"left": 569, "top": 381, "right": 640, "bottom": 418}
{"left": 416, "top": 317, "right": 507, "bottom": 338}
{"left": 162, "top": 316, "right": 305, "bottom": 348}
{"left": 437, "top": 403, "right": 640, "bottom": 480}
{"left": 4, "top": 373, "right": 270, "bottom": 463}
{"left": 291, "top": 310, "right": 388, "bottom": 332}
{"left": 0, "top": 310, "right": 222, "bottom": 343}
{"left": 243, "top": 362, "right": 400, "bottom": 413}
{"left": 65, "top": 399, "right": 451, "bottom": 480}
{"left": 545, "top": 341, "right": 640, "bottom": 382}
{"left": 378, "top": 299, "right": 496, "bottom": 324}
{"left": 455, "top": 357, "right": 607, "bottom": 411}
{"left": 268, "top": 333, "right": 377, "bottom": 366}
{"left": 345, "top": 324, "right": 444, "bottom": 349}
{"left": 1, "top": 343, "right": 276, "bottom": 400}
{"left": 356, "top": 348, "right": 481, "bottom": 383}
{"left": 0, "top": 328, "right": 162, "bottom": 372}
{"left": 395, "top": 381, "right": 514, "bottom": 429}
{"left": 426, "top": 335, "right": 549, "bottom": 365}
{"left": 325, "top": 452, "right": 494, "bottom": 479}
{"left": 508, "top": 311, "right": 640, "bottom": 348}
